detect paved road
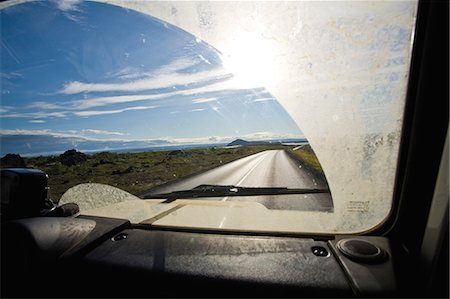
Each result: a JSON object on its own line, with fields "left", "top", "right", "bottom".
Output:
{"left": 143, "top": 150, "right": 333, "bottom": 212}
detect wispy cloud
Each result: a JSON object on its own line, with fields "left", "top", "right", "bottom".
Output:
{"left": 33, "top": 75, "right": 259, "bottom": 113}
{"left": 65, "top": 78, "right": 241, "bottom": 109}
{"left": 178, "top": 76, "right": 262, "bottom": 95}
{"left": 73, "top": 106, "right": 156, "bottom": 117}
{"left": 59, "top": 57, "right": 228, "bottom": 95}
{"left": 28, "top": 101, "right": 65, "bottom": 110}
{"left": 53, "top": 0, "right": 82, "bottom": 12}
{"left": 18, "top": 54, "right": 268, "bottom": 121}
{"left": 2, "top": 111, "right": 67, "bottom": 119}
{"left": 188, "top": 108, "right": 205, "bottom": 112}
{"left": 192, "top": 97, "right": 218, "bottom": 104}
{"left": 169, "top": 131, "right": 304, "bottom": 145}
{"left": 1, "top": 129, "right": 79, "bottom": 138}
{"left": 1, "top": 72, "right": 23, "bottom": 79}
{"left": 0, "top": 128, "right": 168, "bottom": 144}
{"left": 60, "top": 69, "right": 229, "bottom": 94}
{"left": 29, "top": 120, "right": 46, "bottom": 123}
{"left": 25, "top": 54, "right": 266, "bottom": 115}
{"left": 240, "top": 131, "right": 302, "bottom": 141}
{"left": 155, "top": 58, "right": 198, "bottom": 74}
{"left": 71, "top": 94, "right": 167, "bottom": 109}
{"left": 18, "top": 95, "right": 165, "bottom": 112}
{"left": 253, "top": 97, "right": 276, "bottom": 102}
{"left": 0, "top": 107, "right": 9, "bottom": 113}
{"left": 106, "top": 58, "right": 196, "bottom": 81}
{"left": 0, "top": 129, "right": 132, "bottom": 142}
{"left": 198, "top": 54, "right": 211, "bottom": 65}
{"left": 107, "top": 67, "right": 151, "bottom": 80}
{"left": 8, "top": 74, "right": 268, "bottom": 121}
{"left": 82, "top": 129, "right": 128, "bottom": 136}
{"left": 1, "top": 128, "right": 304, "bottom": 157}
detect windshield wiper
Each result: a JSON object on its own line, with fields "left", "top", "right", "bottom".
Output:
{"left": 142, "top": 184, "right": 330, "bottom": 202}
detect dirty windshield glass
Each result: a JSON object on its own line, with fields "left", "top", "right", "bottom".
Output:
{"left": 0, "top": 1, "right": 418, "bottom": 233}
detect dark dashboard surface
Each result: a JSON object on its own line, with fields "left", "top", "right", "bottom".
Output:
{"left": 2, "top": 215, "right": 399, "bottom": 298}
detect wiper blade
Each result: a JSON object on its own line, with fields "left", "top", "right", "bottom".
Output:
{"left": 142, "top": 184, "right": 330, "bottom": 201}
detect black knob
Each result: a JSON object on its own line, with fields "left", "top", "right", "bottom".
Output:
{"left": 337, "top": 239, "right": 387, "bottom": 263}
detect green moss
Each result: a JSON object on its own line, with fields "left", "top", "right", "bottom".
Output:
{"left": 289, "top": 145, "right": 323, "bottom": 173}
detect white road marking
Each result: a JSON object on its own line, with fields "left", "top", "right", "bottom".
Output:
{"left": 221, "top": 152, "right": 270, "bottom": 201}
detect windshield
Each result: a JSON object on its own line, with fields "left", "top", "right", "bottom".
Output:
{"left": 0, "top": 0, "right": 418, "bottom": 234}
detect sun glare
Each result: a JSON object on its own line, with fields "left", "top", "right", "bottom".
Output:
{"left": 220, "top": 32, "right": 280, "bottom": 89}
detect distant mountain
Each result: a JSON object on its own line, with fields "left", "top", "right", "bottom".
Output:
{"left": 227, "top": 138, "right": 308, "bottom": 147}
{"left": 227, "top": 139, "right": 251, "bottom": 146}
{"left": 0, "top": 134, "right": 174, "bottom": 157}
{"left": 227, "top": 139, "right": 279, "bottom": 146}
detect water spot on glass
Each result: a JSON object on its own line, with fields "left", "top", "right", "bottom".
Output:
{"left": 171, "top": 6, "right": 177, "bottom": 16}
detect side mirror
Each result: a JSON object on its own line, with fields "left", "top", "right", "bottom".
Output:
{"left": 1, "top": 168, "right": 52, "bottom": 219}
{"left": 1, "top": 168, "right": 78, "bottom": 220}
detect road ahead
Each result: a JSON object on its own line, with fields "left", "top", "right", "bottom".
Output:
{"left": 143, "top": 150, "right": 333, "bottom": 212}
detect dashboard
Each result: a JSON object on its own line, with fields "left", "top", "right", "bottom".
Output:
{"left": 2, "top": 212, "right": 397, "bottom": 297}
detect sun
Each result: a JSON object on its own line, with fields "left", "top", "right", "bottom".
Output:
{"left": 219, "top": 32, "right": 280, "bottom": 89}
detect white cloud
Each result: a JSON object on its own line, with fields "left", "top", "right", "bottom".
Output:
{"left": 0, "top": 129, "right": 129, "bottom": 142}
{"left": 59, "top": 57, "right": 224, "bottom": 95}
{"left": 0, "top": 129, "right": 77, "bottom": 138}
{"left": 60, "top": 67, "right": 229, "bottom": 94}
{"left": 154, "top": 58, "right": 198, "bottom": 75}
{"left": 188, "top": 108, "right": 205, "bottom": 112}
{"left": 0, "top": 107, "right": 9, "bottom": 113}
{"left": 33, "top": 54, "right": 265, "bottom": 112}
{"left": 82, "top": 129, "right": 128, "bottom": 136}
{"left": 179, "top": 76, "right": 262, "bottom": 95}
{"left": 74, "top": 106, "right": 156, "bottom": 117}
{"left": 18, "top": 54, "right": 269, "bottom": 120}
{"left": 1, "top": 128, "right": 304, "bottom": 154}
{"left": 192, "top": 97, "right": 218, "bottom": 104}
{"left": 28, "top": 101, "right": 65, "bottom": 110}
{"left": 29, "top": 120, "right": 46, "bottom": 123}
{"left": 47, "top": 75, "right": 255, "bottom": 111}
{"left": 1, "top": 72, "right": 23, "bottom": 79}
{"left": 169, "top": 136, "right": 230, "bottom": 144}
{"left": 62, "top": 130, "right": 79, "bottom": 134}
{"left": 108, "top": 67, "right": 151, "bottom": 80}
{"left": 2, "top": 111, "right": 67, "bottom": 118}
{"left": 0, "top": 128, "right": 171, "bottom": 144}
{"left": 54, "top": 0, "right": 82, "bottom": 12}
{"left": 198, "top": 54, "right": 211, "bottom": 65}
{"left": 71, "top": 94, "right": 168, "bottom": 109}
{"left": 241, "top": 131, "right": 303, "bottom": 141}
{"left": 253, "top": 97, "right": 276, "bottom": 102}
{"left": 106, "top": 58, "right": 193, "bottom": 80}
{"left": 168, "top": 131, "right": 304, "bottom": 145}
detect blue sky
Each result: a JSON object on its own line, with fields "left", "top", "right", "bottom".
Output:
{"left": 1, "top": 1, "right": 304, "bottom": 156}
